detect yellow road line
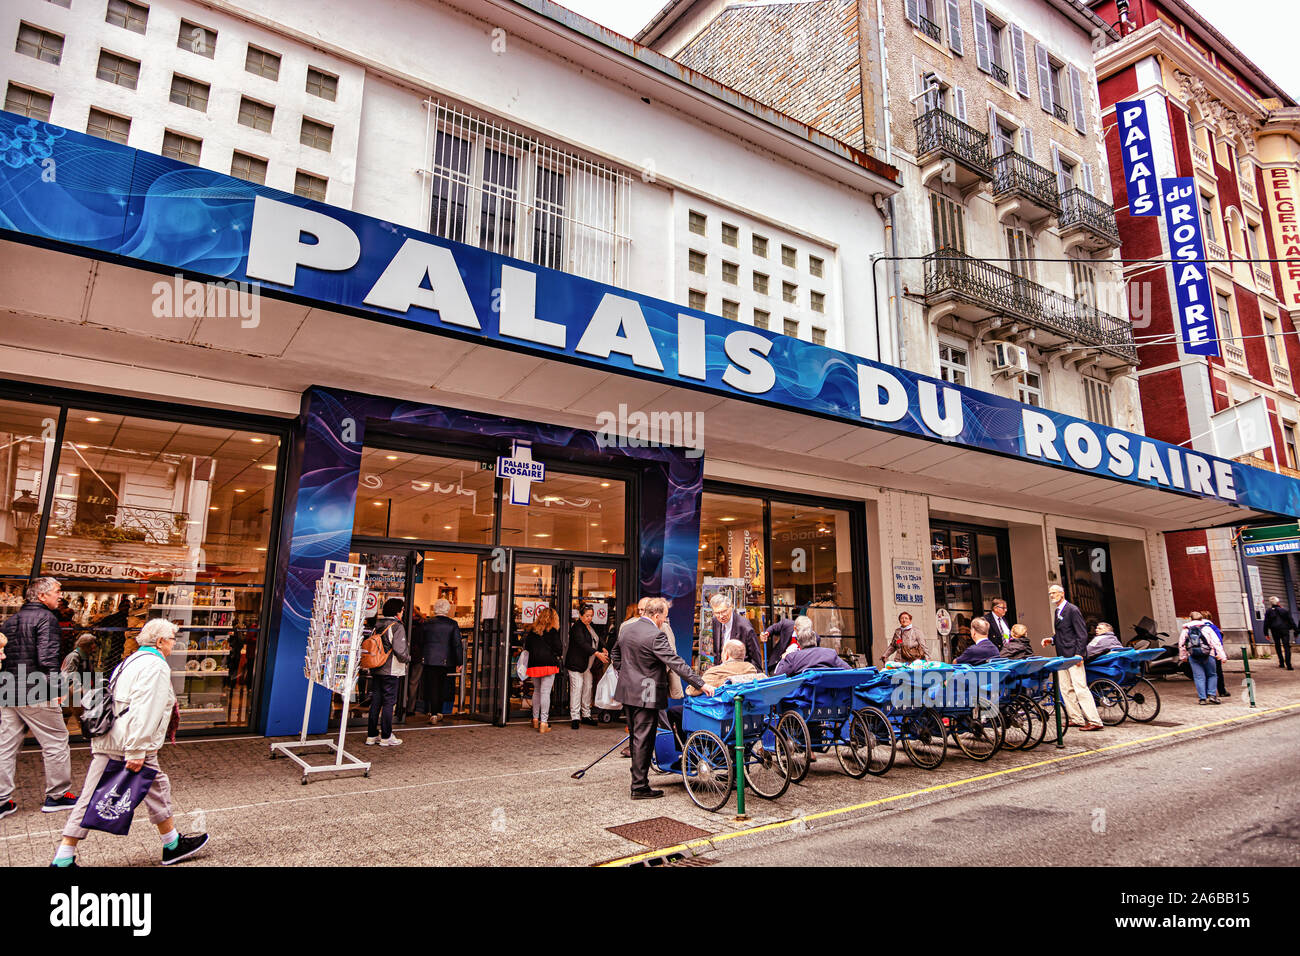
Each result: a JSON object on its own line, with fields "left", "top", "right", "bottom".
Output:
{"left": 597, "top": 702, "right": 1300, "bottom": 867}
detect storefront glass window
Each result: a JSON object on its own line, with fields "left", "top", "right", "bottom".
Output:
{"left": 41, "top": 411, "right": 280, "bottom": 730}
{"left": 931, "top": 522, "right": 1014, "bottom": 661}
{"left": 0, "top": 399, "right": 59, "bottom": 602}
{"left": 500, "top": 471, "right": 625, "bottom": 554}
{"left": 770, "top": 502, "right": 857, "bottom": 649}
{"left": 697, "top": 492, "right": 766, "bottom": 626}
{"left": 353, "top": 448, "right": 496, "bottom": 545}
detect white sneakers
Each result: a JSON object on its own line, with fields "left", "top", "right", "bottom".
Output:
{"left": 379, "top": 735, "right": 403, "bottom": 747}
{"left": 364, "top": 736, "right": 379, "bottom": 746}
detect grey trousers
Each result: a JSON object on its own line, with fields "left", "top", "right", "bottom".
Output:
{"left": 62, "top": 752, "right": 173, "bottom": 840}
{"left": 0, "top": 704, "right": 73, "bottom": 802}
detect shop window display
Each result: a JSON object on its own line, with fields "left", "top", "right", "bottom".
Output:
{"left": 353, "top": 448, "right": 496, "bottom": 545}
{"left": 0, "top": 398, "right": 61, "bottom": 608}
{"left": 500, "top": 471, "right": 625, "bottom": 554}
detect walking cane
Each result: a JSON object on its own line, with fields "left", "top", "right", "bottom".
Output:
{"left": 571, "top": 734, "right": 631, "bottom": 780}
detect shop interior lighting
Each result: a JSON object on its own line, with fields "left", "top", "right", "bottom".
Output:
{"left": 85, "top": 417, "right": 102, "bottom": 423}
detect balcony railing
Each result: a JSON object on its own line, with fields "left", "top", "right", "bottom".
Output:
{"left": 990, "top": 62, "right": 1009, "bottom": 86}
{"left": 1205, "top": 238, "right": 1228, "bottom": 267}
{"left": 1239, "top": 176, "right": 1256, "bottom": 202}
{"left": 914, "top": 108, "right": 992, "bottom": 178}
{"left": 924, "top": 249, "right": 1137, "bottom": 363}
{"left": 1052, "top": 103, "right": 1069, "bottom": 123}
{"left": 1273, "top": 363, "right": 1292, "bottom": 390}
{"left": 49, "top": 499, "right": 189, "bottom": 546}
{"left": 1255, "top": 265, "right": 1274, "bottom": 292}
{"left": 1222, "top": 341, "right": 1247, "bottom": 368}
{"left": 1192, "top": 144, "right": 1211, "bottom": 170}
{"left": 1059, "top": 188, "right": 1120, "bottom": 247}
{"left": 992, "top": 151, "right": 1062, "bottom": 217}
{"left": 918, "top": 14, "right": 942, "bottom": 42}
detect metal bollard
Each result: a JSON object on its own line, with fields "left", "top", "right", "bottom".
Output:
{"left": 1241, "top": 647, "right": 1256, "bottom": 708}
{"left": 1052, "top": 669, "right": 1065, "bottom": 748}
{"left": 733, "top": 692, "right": 748, "bottom": 820}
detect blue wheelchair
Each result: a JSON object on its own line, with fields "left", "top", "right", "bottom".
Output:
{"left": 1086, "top": 647, "right": 1166, "bottom": 724}
{"left": 775, "top": 668, "right": 890, "bottom": 781}
{"left": 855, "top": 664, "right": 953, "bottom": 770}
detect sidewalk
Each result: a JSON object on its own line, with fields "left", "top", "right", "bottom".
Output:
{"left": 3, "top": 659, "right": 1296, "bottom": 867}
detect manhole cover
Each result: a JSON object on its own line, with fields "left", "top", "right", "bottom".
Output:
{"left": 606, "top": 816, "right": 711, "bottom": 849}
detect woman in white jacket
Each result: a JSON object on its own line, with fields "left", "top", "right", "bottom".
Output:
{"left": 52, "top": 618, "right": 209, "bottom": 867}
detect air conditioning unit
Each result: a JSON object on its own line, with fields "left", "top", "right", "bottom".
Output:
{"left": 993, "top": 341, "right": 1030, "bottom": 375}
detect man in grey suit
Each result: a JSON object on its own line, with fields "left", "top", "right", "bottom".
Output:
{"left": 612, "top": 597, "right": 711, "bottom": 799}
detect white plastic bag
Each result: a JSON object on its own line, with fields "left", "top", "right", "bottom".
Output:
{"left": 516, "top": 650, "right": 529, "bottom": 681}
{"left": 594, "top": 667, "right": 619, "bottom": 710}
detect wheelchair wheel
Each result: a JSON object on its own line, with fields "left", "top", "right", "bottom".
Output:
{"left": 1089, "top": 678, "right": 1128, "bottom": 726}
{"left": 856, "top": 706, "right": 896, "bottom": 776}
{"left": 901, "top": 709, "right": 946, "bottom": 770}
{"left": 998, "top": 696, "right": 1032, "bottom": 751}
{"left": 1125, "top": 678, "right": 1161, "bottom": 723}
{"left": 776, "top": 710, "right": 811, "bottom": 784}
{"left": 1013, "top": 694, "right": 1049, "bottom": 751}
{"left": 951, "top": 704, "right": 1003, "bottom": 761}
{"left": 682, "top": 730, "right": 733, "bottom": 813}
{"left": 745, "top": 732, "right": 792, "bottom": 801}
{"left": 834, "top": 711, "right": 873, "bottom": 779}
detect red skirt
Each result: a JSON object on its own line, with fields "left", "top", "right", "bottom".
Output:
{"left": 526, "top": 665, "right": 559, "bottom": 679}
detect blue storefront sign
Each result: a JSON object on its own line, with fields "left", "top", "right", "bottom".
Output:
{"left": 1115, "top": 100, "right": 1160, "bottom": 217}
{"left": 1161, "top": 176, "right": 1221, "bottom": 357}
{"left": 1243, "top": 539, "right": 1300, "bottom": 557}
{"left": 0, "top": 111, "right": 1296, "bottom": 518}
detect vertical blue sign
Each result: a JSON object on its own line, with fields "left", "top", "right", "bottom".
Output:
{"left": 1115, "top": 100, "right": 1160, "bottom": 216}
{"left": 1161, "top": 176, "right": 1220, "bottom": 357}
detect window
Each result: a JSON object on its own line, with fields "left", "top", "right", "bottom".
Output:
{"left": 161, "top": 131, "right": 201, "bottom": 166}
{"left": 809, "top": 255, "right": 824, "bottom": 278}
{"left": 1050, "top": 61, "right": 1065, "bottom": 114}
{"left": 238, "top": 97, "right": 274, "bottom": 133}
{"left": 86, "top": 108, "right": 130, "bottom": 144}
{"left": 753, "top": 308, "right": 770, "bottom": 330}
{"left": 688, "top": 210, "right": 706, "bottom": 235}
{"left": 987, "top": 18, "right": 1007, "bottom": 73}
{"left": 722, "top": 299, "right": 739, "bottom": 320}
{"left": 5, "top": 84, "right": 52, "bottom": 121}
{"left": 1247, "top": 221, "right": 1262, "bottom": 261}
{"left": 920, "top": 75, "right": 949, "bottom": 114}
{"left": 47, "top": 0, "right": 72, "bottom": 6}
{"left": 306, "top": 67, "right": 338, "bottom": 101}
{"left": 177, "top": 20, "right": 216, "bottom": 58}
{"left": 1286, "top": 425, "right": 1299, "bottom": 470}
{"left": 722, "top": 261, "right": 739, "bottom": 285}
{"left": 1264, "top": 314, "right": 1281, "bottom": 365}
{"left": 105, "top": 0, "right": 148, "bottom": 34}
{"left": 1005, "top": 225, "right": 1035, "bottom": 281}
{"left": 1084, "top": 377, "right": 1113, "bottom": 427}
{"left": 722, "top": 223, "right": 739, "bottom": 247}
{"left": 96, "top": 51, "right": 140, "bottom": 89}
{"left": 0, "top": 398, "right": 60, "bottom": 579}
{"left": 1215, "top": 291, "right": 1235, "bottom": 339}
{"left": 169, "top": 75, "right": 209, "bottom": 111}
{"left": 930, "top": 191, "right": 966, "bottom": 252}
{"left": 993, "top": 121, "right": 1016, "bottom": 157}
{"left": 1058, "top": 156, "right": 1077, "bottom": 193}
{"left": 294, "top": 171, "right": 327, "bottom": 201}
{"left": 810, "top": 291, "right": 826, "bottom": 313}
{"left": 1070, "top": 254, "right": 1097, "bottom": 310}
{"left": 1017, "top": 371, "right": 1043, "bottom": 407}
{"left": 915, "top": 0, "right": 944, "bottom": 40}
{"left": 1201, "top": 193, "right": 1217, "bottom": 242}
{"left": 501, "top": 470, "right": 625, "bottom": 554}
{"left": 782, "top": 281, "right": 797, "bottom": 304}
{"left": 688, "top": 290, "right": 706, "bottom": 311}
{"left": 16, "top": 23, "right": 63, "bottom": 64}
{"left": 939, "top": 343, "right": 968, "bottom": 385}
{"left": 352, "top": 448, "right": 496, "bottom": 546}
{"left": 230, "top": 151, "right": 267, "bottom": 185}
{"left": 811, "top": 327, "right": 826, "bottom": 346}
{"left": 245, "top": 45, "right": 281, "bottom": 80}
{"left": 781, "top": 244, "right": 797, "bottom": 267}
{"left": 752, "top": 234, "right": 768, "bottom": 257}
{"left": 753, "top": 272, "right": 769, "bottom": 295}
{"left": 783, "top": 317, "right": 799, "bottom": 337}
{"left": 688, "top": 250, "right": 706, "bottom": 275}
{"left": 299, "top": 118, "right": 333, "bottom": 152}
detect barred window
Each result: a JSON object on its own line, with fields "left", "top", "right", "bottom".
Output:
{"left": 230, "top": 151, "right": 267, "bottom": 185}
{"left": 86, "top": 108, "right": 130, "bottom": 144}
{"left": 300, "top": 117, "right": 333, "bottom": 152}
{"left": 688, "top": 290, "right": 706, "bottom": 311}
{"left": 96, "top": 51, "right": 140, "bottom": 90}
{"left": 4, "top": 83, "right": 52, "bottom": 121}
{"left": 161, "top": 131, "right": 201, "bottom": 166}
{"left": 177, "top": 20, "right": 216, "bottom": 58}
{"left": 294, "top": 171, "right": 328, "bottom": 201}
{"left": 106, "top": 0, "right": 148, "bottom": 34}
{"left": 169, "top": 75, "right": 209, "bottom": 111}
{"left": 238, "top": 97, "right": 274, "bottom": 133}
{"left": 306, "top": 67, "right": 338, "bottom": 101}
{"left": 753, "top": 309, "right": 770, "bottom": 330}
{"left": 245, "top": 45, "right": 281, "bottom": 80}
{"left": 16, "top": 23, "right": 63, "bottom": 64}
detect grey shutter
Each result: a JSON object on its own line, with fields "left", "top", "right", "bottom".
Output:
{"left": 972, "top": 1, "right": 990, "bottom": 72}
{"left": 1022, "top": 126, "right": 1034, "bottom": 161}
{"left": 1036, "top": 43, "right": 1053, "bottom": 112}
{"left": 954, "top": 87, "right": 967, "bottom": 123}
{"left": 1082, "top": 161, "right": 1094, "bottom": 195}
{"left": 1052, "top": 145, "right": 1068, "bottom": 194}
{"left": 989, "top": 106, "right": 1001, "bottom": 155}
{"left": 1069, "top": 65, "right": 1086, "bottom": 133}
{"left": 1010, "top": 24, "right": 1030, "bottom": 96}
{"left": 946, "top": 0, "right": 963, "bottom": 54}
{"left": 906, "top": 0, "right": 919, "bottom": 26}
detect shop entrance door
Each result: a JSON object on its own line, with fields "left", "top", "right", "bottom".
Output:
{"left": 506, "top": 554, "right": 623, "bottom": 723}
{"left": 1058, "top": 538, "right": 1118, "bottom": 636}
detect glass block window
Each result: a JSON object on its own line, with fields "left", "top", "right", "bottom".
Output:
{"left": 781, "top": 244, "right": 797, "bottom": 267}
{"left": 169, "top": 75, "right": 209, "bottom": 111}
{"left": 230, "top": 151, "right": 267, "bottom": 185}
{"left": 4, "top": 84, "right": 52, "bottom": 121}
{"left": 722, "top": 223, "right": 739, "bottom": 247}
{"left": 86, "top": 108, "right": 130, "bottom": 144}
{"left": 161, "top": 130, "right": 201, "bottom": 166}
{"left": 753, "top": 309, "right": 770, "bottom": 330}
{"left": 688, "top": 250, "right": 706, "bottom": 275}
{"left": 811, "top": 327, "right": 826, "bottom": 346}
{"left": 96, "top": 51, "right": 141, "bottom": 89}
{"left": 300, "top": 118, "right": 333, "bottom": 152}
{"left": 238, "top": 97, "right": 274, "bottom": 132}
{"left": 177, "top": 20, "right": 216, "bottom": 58}
{"left": 688, "top": 210, "right": 706, "bottom": 235}
{"left": 722, "top": 261, "right": 738, "bottom": 285}
{"left": 753, "top": 272, "right": 769, "bottom": 295}
{"left": 105, "top": 0, "right": 148, "bottom": 34}
{"left": 722, "top": 299, "right": 739, "bottom": 320}
{"left": 783, "top": 318, "right": 799, "bottom": 337}
{"left": 16, "top": 23, "right": 64, "bottom": 64}
{"left": 782, "top": 281, "right": 798, "bottom": 304}
{"left": 810, "top": 291, "right": 825, "bottom": 313}
{"left": 809, "top": 255, "right": 824, "bottom": 278}
{"left": 688, "top": 289, "right": 706, "bottom": 311}
{"left": 752, "top": 234, "right": 768, "bottom": 257}
{"left": 245, "top": 45, "right": 281, "bottom": 80}
{"left": 294, "top": 171, "right": 327, "bottom": 201}
{"left": 306, "top": 67, "right": 338, "bottom": 101}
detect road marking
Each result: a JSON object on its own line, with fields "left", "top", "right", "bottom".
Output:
{"left": 596, "top": 702, "right": 1300, "bottom": 867}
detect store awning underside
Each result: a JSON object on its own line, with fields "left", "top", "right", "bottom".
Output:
{"left": 0, "top": 240, "right": 1279, "bottom": 533}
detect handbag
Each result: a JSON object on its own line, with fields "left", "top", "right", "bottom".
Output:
{"left": 79, "top": 758, "right": 158, "bottom": 836}
{"left": 516, "top": 650, "right": 529, "bottom": 681}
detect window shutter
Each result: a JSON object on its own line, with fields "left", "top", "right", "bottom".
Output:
{"left": 946, "top": 0, "right": 963, "bottom": 54}
{"left": 989, "top": 106, "right": 1001, "bottom": 155}
{"left": 1022, "top": 126, "right": 1034, "bottom": 161}
{"left": 1082, "top": 161, "right": 1094, "bottom": 195}
{"left": 906, "top": 0, "right": 919, "bottom": 27}
{"left": 954, "top": 87, "right": 967, "bottom": 122}
{"left": 971, "top": 1, "right": 990, "bottom": 72}
{"left": 1069, "top": 64, "right": 1086, "bottom": 133}
{"left": 1036, "top": 43, "right": 1053, "bottom": 112}
{"left": 1010, "top": 24, "right": 1030, "bottom": 97}
{"left": 1052, "top": 144, "right": 1067, "bottom": 194}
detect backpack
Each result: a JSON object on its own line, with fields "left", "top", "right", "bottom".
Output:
{"left": 358, "top": 621, "right": 397, "bottom": 671}
{"left": 1184, "top": 623, "right": 1211, "bottom": 659}
{"left": 79, "top": 653, "right": 147, "bottom": 739}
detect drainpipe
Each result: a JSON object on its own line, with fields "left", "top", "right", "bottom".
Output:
{"left": 873, "top": 0, "right": 906, "bottom": 369}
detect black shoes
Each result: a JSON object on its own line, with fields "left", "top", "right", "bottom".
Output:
{"left": 581, "top": 717, "right": 599, "bottom": 726}
{"left": 631, "top": 788, "right": 664, "bottom": 800}
{"left": 162, "top": 832, "right": 210, "bottom": 866}
{"left": 571, "top": 720, "right": 580, "bottom": 730}
{"left": 0, "top": 800, "right": 16, "bottom": 821}
{"left": 41, "top": 792, "right": 78, "bottom": 813}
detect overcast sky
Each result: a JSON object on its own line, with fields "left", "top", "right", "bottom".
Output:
{"left": 557, "top": 0, "right": 1299, "bottom": 101}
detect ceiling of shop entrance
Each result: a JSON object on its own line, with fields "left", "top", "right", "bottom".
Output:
{"left": 0, "top": 240, "right": 1283, "bottom": 533}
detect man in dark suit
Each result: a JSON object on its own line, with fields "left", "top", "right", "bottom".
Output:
{"left": 983, "top": 598, "right": 1012, "bottom": 649}
{"left": 1040, "top": 584, "right": 1102, "bottom": 730}
{"left": 612, "top": 597, "right": 710, "bottom": 799}
{"left": 1264, "top": 597, "right": 1294, "bottom": 670}
{"left": 708, "top": 594, "right": 763, "bottom": 670}
{"left": 955, "top": 617, "right": 1000, "bottom": 664}
{"left": 761, "top": 617, "right": 796, "bottom": 675}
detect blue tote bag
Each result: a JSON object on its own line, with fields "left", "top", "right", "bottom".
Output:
{"left": 80, "top": 759, "right": 157, "bottom": 836}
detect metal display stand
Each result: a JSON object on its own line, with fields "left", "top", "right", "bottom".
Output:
{"left": 270, "top": 560, "right": 372, "bottom": 784}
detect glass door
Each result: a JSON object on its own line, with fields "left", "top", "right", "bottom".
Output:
{"left": 471, "top": 550, "right": 508, "bottom": 724}
{"left": 509, "top": 557, "right": 562, "bottom": 721}
{"left": 1058, "top": 538, "right": 1117, "bottom": 636}
{"left": 340, "top": 548, "right": 411, "bottom": 728}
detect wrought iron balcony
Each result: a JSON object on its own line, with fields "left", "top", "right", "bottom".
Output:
{"left": 923, "top": 249, "right": 1137, "bottom": 365}
{"left": 990, "top": 62, "right": 1009, "bottom": 86}
{"left": 1053, "top": 103, "right": 1069, "bottom": 123}
{"left": 918, "top": 14, "right": 942, "bottom": 42}
{"left": 1059, "top": 188, "right": 1120, "bottom": 250}
{"left": 992, "top": 151, "right": 1061, "bottom": 222}
{"left": 49, "top": 499, "right": 190, "bottom": 546}
{"left": 914, "top": 108, "right": 992, "bottom": 190}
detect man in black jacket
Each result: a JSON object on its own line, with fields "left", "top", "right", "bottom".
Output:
{"left": 761, "top": 617, "right": 796, "bottom": 675}
{"left": 983, "top": 598, "right": 1012, "bottom": 649}
{"left": 0, "top": 577, "right": 77, "bottom": 819}
{"left": 1264, "top": 597, "right": 1294, "bottom": 670}
{"left": 613, "top": 597, "right": 710, "bottom": 799}
{"left": 708, "top": 594, "right": 763, "bottom": 670}
{"left": 1040, "top": 584, "right": 1102, "bottom": 731}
